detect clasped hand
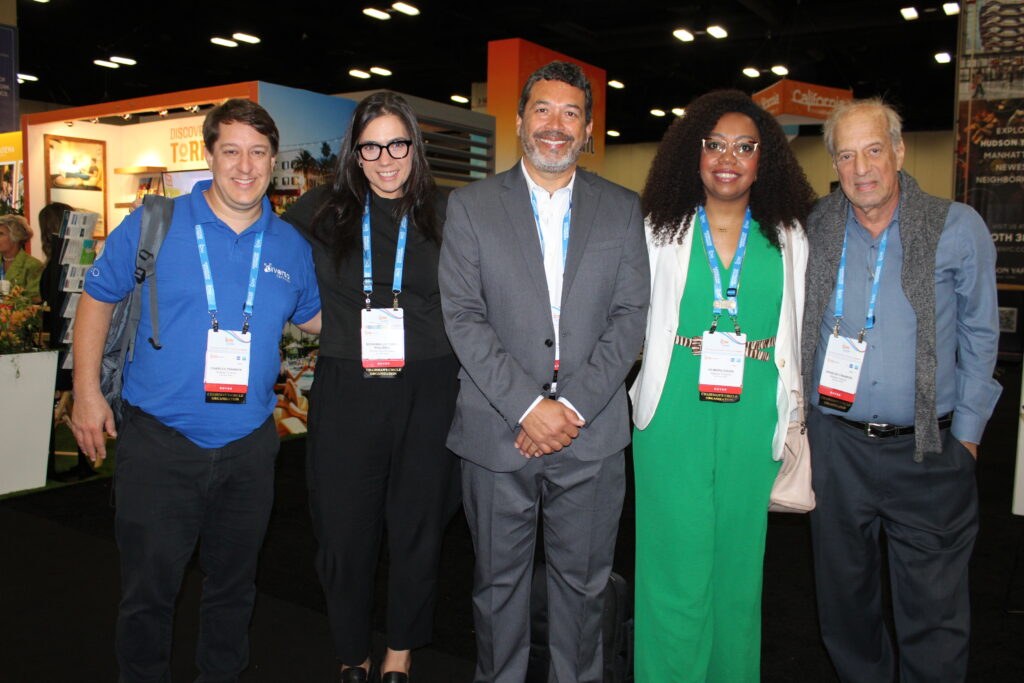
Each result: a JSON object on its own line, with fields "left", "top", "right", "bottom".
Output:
{"left": 515, "top": 398, "right": 585, "bottom": 458}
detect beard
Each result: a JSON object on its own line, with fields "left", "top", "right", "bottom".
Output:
{"left": 520, "top": 128, "right": 585, "bottom": 174}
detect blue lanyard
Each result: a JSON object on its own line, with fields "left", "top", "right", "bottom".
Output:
{"left": 195, "top": 224, "right": 264, "bottom": 333}
{"left": 834, "top": 226, "right": 889, "bottom": 342}
{"left": 697, "top": 206, "right": 751, "bottom": 334}
{"left": 362, "top": 193, "right": 409, "bottom": 309}
{"left": 529, "top": 189, "right": 571, "bottom": 268}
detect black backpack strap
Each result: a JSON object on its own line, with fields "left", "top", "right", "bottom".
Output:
{"left": 134, "top": 194, "right": 174, "bottom": 356}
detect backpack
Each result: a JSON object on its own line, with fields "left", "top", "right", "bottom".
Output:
{"left": 98, "top": 194, "right": 174, "bottom": 426}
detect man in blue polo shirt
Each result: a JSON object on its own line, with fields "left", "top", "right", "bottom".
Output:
{"left": 71, "top": 99, "right": 321, "bottom": 682}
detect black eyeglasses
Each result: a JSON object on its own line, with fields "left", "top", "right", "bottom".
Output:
{"left": 701, "top": 138, "right": 759, "bottom": 159}
{"left": 356, "top": 139, "right": 412, "bottom": 161}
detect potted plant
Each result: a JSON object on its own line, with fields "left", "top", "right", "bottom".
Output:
{"left": 1, "top": 285, "right": 58, "bottom": 494}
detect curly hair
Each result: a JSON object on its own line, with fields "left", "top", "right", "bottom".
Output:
{"left": 641, "top": 89, "right": 816, "bottom": 248}
{"left": 311, "top": 91, "right": 439, "bottom": 267}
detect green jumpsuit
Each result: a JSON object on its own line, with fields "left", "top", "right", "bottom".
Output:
{"left": 633, "top": 222, "right": 783, "bottom": 682}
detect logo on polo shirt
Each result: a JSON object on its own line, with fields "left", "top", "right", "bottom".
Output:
{"left": 263, "top": 262, "right": 291, "bottom": 283}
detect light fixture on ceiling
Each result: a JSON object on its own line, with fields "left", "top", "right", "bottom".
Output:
{"left": 900, "top": 7, "right": 919, "bottom": 20}
{"left": 94, "top": 59, "right": 119, "bottom": 69}
{"left": 211, "top": 37, "right": 238, "bottom": 47}
{"left": 186, "top": 105, "right": 201, "bottom": 114}
{"left": 17, "top": 73, "right": 38, "bottom": 82}
{"left": 349, "top": 69, "right": 371, "bottom": 79}
{"left": 671, "top": 108, "right": 686, "bottom": 117}
{"left": 110, "top": 56, "right": 137, "bottom": 66}
{"left": 392, "top": 2, "right": 420, "bottom": 15}
{"left": 706, "top": 25, "right": 728, "bottom": 39}
{"left": 673, "top": 28, "right": 695, "bottom": 42}
{"left": 450, "top": 94, "right": 469, "bottom": 104}
{"left": 32, "top": 0, "right": 49, "bottom": 3}
{"left": 942, "top": 2, "right": 960, "bottom": 15}
{"left": 742, "top": 67, "right": 761, "bottom": 78}
{"left": 608, "top": 80, "right": 625, "bottom": 89}
{"left": 369, "top": 66, "right": 393, "bottom": 76}
{"left": 935, "top": 52, "right": 952, "bottom": 63}
{"left": 363, "top": 7, "right": 391, "bottom": 20}
{"left": 607, "top": 130, "right": 621, "bottom": 137}
{"left": 650, "top": 109, "right": 667, "bottom": 117}
{"left": 232, "top": 32, "right": 261, "bottom": 44}
{"left": 771, "top": 65, "right": 789, "bottom": 76}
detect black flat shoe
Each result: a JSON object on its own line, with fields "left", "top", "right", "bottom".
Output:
{"left": 340, "top": 661, "right": 378, "bottom": 683}
{"left": 381, "top": 673, "right": 408, "bottom": 683}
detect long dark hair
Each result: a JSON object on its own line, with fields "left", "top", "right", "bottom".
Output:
{"left": 311, "top": 92, "right": 439, "bottom": 266}
{"left": 641, "top": 89, "right": 815, "bottom": 248}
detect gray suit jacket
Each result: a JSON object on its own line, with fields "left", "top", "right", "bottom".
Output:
{"left": 439, "top": 163, "right": 649, "bottom": 472}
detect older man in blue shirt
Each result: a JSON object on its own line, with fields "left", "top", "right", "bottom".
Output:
{"left": 802, "top": 98, "right": 1000, "bottom": 683}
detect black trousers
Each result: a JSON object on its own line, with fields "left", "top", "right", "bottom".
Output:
{"left": 114, "top": 406, "right": 278, "bottom": 683}
{"left": 306, "top": 355, "right": 460, "bottom": 665}
{"left": 808, "top": 408, "right": 978, "bottom": 683}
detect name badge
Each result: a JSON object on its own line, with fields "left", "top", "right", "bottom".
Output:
{"left": 698, "top": 330, "right": 746, "bottom": 402}
{"left": 204, "top": 329, "right": 252, "bottom": 403}
{"left": 361, "top": 307, "right": 405, "bottom": 379}
{"left": 818, "top": 334, "right": 867, "bottom": 412}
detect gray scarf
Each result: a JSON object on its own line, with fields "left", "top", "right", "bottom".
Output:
{"left": 801, "top": 171, "right": 951, "bottom": 462}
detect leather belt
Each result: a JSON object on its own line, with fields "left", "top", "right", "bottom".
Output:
{"left": 834, "top": 413, "right": 953, "bottom": 438}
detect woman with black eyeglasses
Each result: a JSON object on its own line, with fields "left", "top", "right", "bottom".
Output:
{"left": 628, "top": 90, "right": 816, "bottom": 681}
{"left": 283, "top": 92, "right": 458, "bottom": 683}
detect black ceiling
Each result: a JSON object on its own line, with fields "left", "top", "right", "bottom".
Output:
{"left": 16, "top": 0, "right": 962, "bottom": 143}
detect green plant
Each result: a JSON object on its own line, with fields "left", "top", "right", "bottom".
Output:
{"left": 0, "top": 285, "right": 48, "bottom": 353}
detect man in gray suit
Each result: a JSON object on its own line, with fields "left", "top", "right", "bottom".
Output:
{"left": 439, "top": 61, "right": 649, "bottom": 682}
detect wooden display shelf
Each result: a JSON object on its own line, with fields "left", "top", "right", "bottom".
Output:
{"left": 114, "top": 165, "right": 167, "bottom": 175}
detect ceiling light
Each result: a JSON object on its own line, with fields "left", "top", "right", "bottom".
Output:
{"left": 369, "top": 66, "right": 393, "bottom": 76}
{"left": 32, "top": 0, "right": 49, "bottom": 3}
{"left": 210, "top": 37, "right": 238, "bottom": 47}
{"left": 935, "top": 52, "right": 952, "bottom": 63}
{"left": 17, "top": 73, "right": 38, "bottom": 82}
{"left": 110, "top": 56, "right": 137, "bottom": 66}
{"left": 900, "top": 7, "right": 919, "bottom": 20}
{"left": 673, "top": 28, "right": 694, "bottom": 42}
{"left": 771, "top": 65, "right": 789, "bottom": 76}
{"left": 349, "top": 69, "right": 371, "bottom": 79}
{"left": 608, "top": 80, "right": 625, "bottom": 89}
{"left": 232, "top": 32, "right": 261, "bottom": 44}
{"left": 942, "top": 2, "right": 960, "bottom": 15}
{"left": 650, "top": 109, "right": 667, "bottom": 117}
{"left": 186, "top": 105, "right": 201, "bottom": 114}
{"left": 450, "top": 94, "right": 469, "bottom": 104}
{"left": 742, "top": 67, "right": 761, "bottom": 78}
{"left": 607, "top": 130, "right": 621, "bottom": 137}
{"left": 94, "top": 59, "right": 120, "bottom": 69}
{"left": 671, "top": 108, "right": 685, "bottom": 117}
{"left": 706, "top": 25, "right": 728, "bottom": 39}
{"left": 391, "top": 2, "right": 420, "bottom": 15}
{"left": 363, "top": 7, "right": 391, "bottom": 20}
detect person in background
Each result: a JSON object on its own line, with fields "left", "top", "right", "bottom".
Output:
{"left": 803, "top": 98, "right": 1000, "bottom": 683}
{"left": 0, "top": 214, "right": 43, "bottom": 300}
{"left": 282, "top": 92, "right": 459, "bottom": 683}
{"left": 629, "top": 89, "right": 815, "bottom": 681}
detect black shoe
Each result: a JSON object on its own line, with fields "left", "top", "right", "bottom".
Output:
{"left": 340, "top": 661, "right": 378, "bottom": 683}
{"left": 381, "top": 673, "right": 408, "bottom": 683}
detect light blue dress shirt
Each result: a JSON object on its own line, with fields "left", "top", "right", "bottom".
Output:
{"left": 812, "top": 203, "right": 1001, "bottom": 444}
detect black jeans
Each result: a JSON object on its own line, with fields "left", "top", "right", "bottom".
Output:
{"left": 114, "top": 406, "right": 278, "bottom": 683}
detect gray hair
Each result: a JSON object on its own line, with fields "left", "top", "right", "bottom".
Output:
{"left": 0, "top": 214, "right": 31, "bottom": 247}
{"left": 823, "top": 97, "right": 903, "bottom": 156}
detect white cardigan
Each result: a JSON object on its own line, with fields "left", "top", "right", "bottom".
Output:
{"left": 629, "top": 216, "right": 808, "bottom": 461}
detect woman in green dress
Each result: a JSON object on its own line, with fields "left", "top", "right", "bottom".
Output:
{"left": 629, "top": 90, "right": 816, "bottom": 682}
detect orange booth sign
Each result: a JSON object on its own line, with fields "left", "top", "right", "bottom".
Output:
{"left": 752, "top": 79, "right": 853, "bottom": 126}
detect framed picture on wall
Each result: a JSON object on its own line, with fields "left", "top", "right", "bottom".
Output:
{"left": 44, "top": 134, "right": 107, "bottom": 238}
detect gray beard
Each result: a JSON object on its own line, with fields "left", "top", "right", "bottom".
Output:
{"left": 520, "top": 135, "right": 581, "bottom": 174}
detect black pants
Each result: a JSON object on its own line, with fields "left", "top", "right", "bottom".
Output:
{"left": 808, "top": 408, "right": 978, "bottom": 683}
{"left": 306, "top": 355, "right": 460, "bottom": 666}
{"left": 114, "top": 406, "right": 278, "bottom": 683}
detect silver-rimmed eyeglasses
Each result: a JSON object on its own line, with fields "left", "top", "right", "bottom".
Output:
{"left": 701, "top": 138, "right": 759, "bottom": 159}
{"left": 356, "top": 139, "right": 412, "bottom": 161}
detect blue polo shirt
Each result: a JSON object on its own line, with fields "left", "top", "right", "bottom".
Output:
{"left": 85, "top": 180, "right": 320, "bottom": 447}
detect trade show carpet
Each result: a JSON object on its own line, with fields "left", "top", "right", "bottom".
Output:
{"left": 4, "top": 365, "right": 1024, "bottom": 682}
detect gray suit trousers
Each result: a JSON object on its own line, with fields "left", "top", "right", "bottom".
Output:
{"left": 461, "top": 450, "right": 625, "bottom": 683}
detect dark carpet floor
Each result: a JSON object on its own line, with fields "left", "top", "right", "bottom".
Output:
{"left": 4, "top": 364, "right": 1024, "bottom": 682}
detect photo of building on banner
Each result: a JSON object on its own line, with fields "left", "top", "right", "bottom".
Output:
{"left": 954, "top": 0, "right": 1024, "bottom": 285}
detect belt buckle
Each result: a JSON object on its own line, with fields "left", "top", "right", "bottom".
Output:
{"left": 864, "top": 422, "right": 887, "bottom": 438}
